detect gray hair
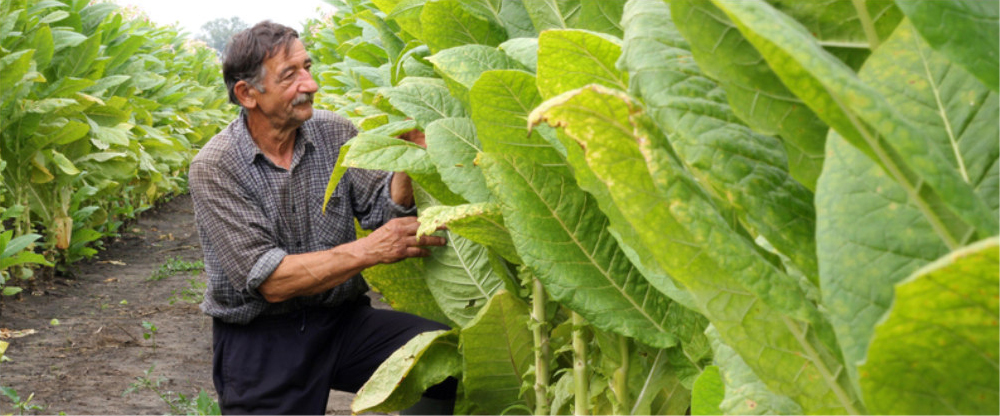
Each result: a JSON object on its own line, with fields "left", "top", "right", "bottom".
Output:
{"left": 222, "top": 21, "right": 298, "bottom": 105}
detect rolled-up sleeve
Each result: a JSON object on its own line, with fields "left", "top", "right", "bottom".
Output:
{"left": 189, "top": 160, "right": 285, "bottom": 297}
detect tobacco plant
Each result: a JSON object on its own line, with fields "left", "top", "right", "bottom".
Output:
{"left": 306, "top": 0, "right": 998, "bottom": 414}
{"left": 0, "top": 0, "right": 231, "bottom": 275}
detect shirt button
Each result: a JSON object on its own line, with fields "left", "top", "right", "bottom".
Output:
{"left": 296, "top": 241, "right": 302, "bottom": 248}
{"left": 292, "top": 206, "right": 296, "bottom": 213}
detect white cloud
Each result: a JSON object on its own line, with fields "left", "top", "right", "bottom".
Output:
{"left": 111, "top": 0, "right": 336, "bottom": 36}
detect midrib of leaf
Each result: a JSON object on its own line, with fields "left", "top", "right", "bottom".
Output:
{"left": 914, "top": 35, "right": 969, "bottom": 183}
{"left": 449, "top": 231, "right": 493, "bottom": 298}
{"left": 437, "top": 120, "right": 481, "bottom": 151}
{"left": 830, "top": 91, "right": 967, "bottom": 249}
{"left": 545, "top": 0, "right": 568, "bottom": 28}
{"left": 782, "top": 316, "right": 859, "bottom": 415}
{"left": 509, "top": 159, "right": 668, "bottom": 334}
{"left": 631, "top": 349, "right": 665, "bottom": 415}
{"left": 445, "top": 8, "right": 482, "bottom": 45}
{"left": 563, "top": 39, "right": 627, "bottom": 92}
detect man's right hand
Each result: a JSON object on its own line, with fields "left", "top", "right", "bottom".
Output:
{"left": 362, "top": 217, "right": 446, "bottom": 264}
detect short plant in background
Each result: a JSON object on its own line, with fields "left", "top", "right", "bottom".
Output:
{"left": 169, "top": 278, "right": 207, "bottom": 305}
{"left": 148, "top": 257, "right": 204, "bottom": 282}
{"left": 141, "top": 321, "right": 158, "bottom": 351}
{"left": 123, "top": 366, "right": 220, "bottom": 415}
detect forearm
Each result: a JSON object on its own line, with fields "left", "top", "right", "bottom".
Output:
{"left": 390, "top": 171, "right": 415, "bottom": 208}
{"left": 257, "top": 239, "right": 374, "bottom": 303}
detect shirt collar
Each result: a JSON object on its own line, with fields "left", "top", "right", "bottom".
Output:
{"left": 234, "top": 108, "right": 316, "bottom": 166}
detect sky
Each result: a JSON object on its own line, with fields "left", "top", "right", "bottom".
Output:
{"left": 112, "top": 0, "right": 337, "bottom": 36}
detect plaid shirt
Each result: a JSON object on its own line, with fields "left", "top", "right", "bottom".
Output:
{"left": 189, "top": 109, "right": 414, "bottom": 324}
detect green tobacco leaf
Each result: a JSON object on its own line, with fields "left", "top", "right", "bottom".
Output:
{"left": 424, "top": 117, "right": 491, "bottom": 203}
{"left": 706, "top": 325, "right": 802, "bottom": 415}
{"left": 470, "top": 69, "right": 565, "bottom": 167}
{"left": 859, "top": 237, "right": 999, "bottom": 415}
{"left": 419, "top": 0, "right": 507, "bottom": 53}
{"left": 480, "top": 152, "right": 679, "bottom": 349}
{"left": 352, "top": 330, "right": 460, "bottom": 414}
{"left": 670, "top": 0, "right": 827, "bottom": 189}
{"left": 0, "top": 50, "right": 34, "bottom": 95}
{"left": 31, "top": 24, "right": 54, "bottom": 70}
{"left": 691, "top": 366, "right": 723, "bottom": 416}
{"left": 460, "top": 290, "right": 533, "bottom": 415}
{"left": 340, "top": 133, "right": 434, "bottom": 174}
{"left": 897, "top": 0, "right": 999, "bottom": 92}
{"left": 363, "top": 258, "right": 455, "bottom": 327}
{"left": 577, "top": 0, "right": 625, "bottom": 37}
{"left": 530, "top": 85, "right": 859, "bottom": 413}
{"left": 427, "top": 44, "right": 526, "bottom": 106}
{"left": 536, "top": 29, "right": 627, "bottom": 100}
{"left": 714, "top": 0, "right": 998, "bottom": 248}
{"left": 383, "top": 77, "right": 467, "bottom": 129}
{"left": 620, "top": 0, "right": 818, "bottom": 284}
{"left": 816, "top": 19, "right": 998, "bottom": 387}
{"left": 523, "top": 0, "right": 581, "bottom": 32}
{"left": 498, "top": 37, "right": 539, "bottom": 73}
{"left": 424, "top": 231, "right": 505, "bottom": 327}
{"left": 383, "top": 0, "right": 424, "bottom": 39}
{"left": 417, "top": 203, "right": 519, "bottom": 264}
{"left": 462, "top": 0, "right": 537, "bottom": 39}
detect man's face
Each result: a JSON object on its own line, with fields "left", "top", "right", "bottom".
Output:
{"left": 254, "top": 39, "right": 318, "bottom": 129}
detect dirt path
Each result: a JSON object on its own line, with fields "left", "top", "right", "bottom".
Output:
{"left": 1, "top": 194, "right": 359, "bottom": 414}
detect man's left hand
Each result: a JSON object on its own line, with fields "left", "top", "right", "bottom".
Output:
{"left": 398, "top": 129, "right": 426, "bottom": 148}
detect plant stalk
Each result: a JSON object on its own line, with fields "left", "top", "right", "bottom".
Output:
{"left": 851, "top": 0, "right": 881, "bottom": 50}
{"left": 572, "top": 312, "right": 589, "bottom": 416}
{"left": 532, "top": 277, "right": 551, "bottom": 415}
{"left": 612, "top": 335, "right": 629, "bottom": 414}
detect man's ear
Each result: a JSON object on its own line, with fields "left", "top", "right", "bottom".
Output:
{"left": 234, "top": 80, "right": 257, "bottom": 109}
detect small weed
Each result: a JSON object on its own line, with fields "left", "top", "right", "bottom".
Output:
{"left": 141, "top": 321, "right": 158, "bottom": 351}
{"left": 148, "top": 257, "right": 204, "bottom": 281}
{"left": 123, "top": 366, "right": 220, "bottom": 415}
{"left": 0, "top": 387, "right": 44, "bottom": 415}
{"left": 169, "top": 278, "right": 206, "bottom": 305}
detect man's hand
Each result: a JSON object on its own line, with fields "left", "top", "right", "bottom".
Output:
{"left": 398, "top": 128, "right": 426, "bottom": 148}
{"left": 363, "top": 216, "right": 446, "bottom": 264}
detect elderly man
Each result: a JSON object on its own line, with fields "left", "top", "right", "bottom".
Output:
{"left": 188, "top": 21, "right": 453, "bottom": 414}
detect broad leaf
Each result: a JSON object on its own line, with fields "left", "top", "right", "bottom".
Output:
{"left": 530, "top": 85, "right": 859, "bottom": 413}
{"left": 424, "top": 117, "right": 491, "bottom": 203}
{"left": 460, "top": 291, "right": 533, "bottom": 415}
{"left": 417, "top": 203, "right": 519, "bottom": 264}
{"left": 362, "top": 257, "right": 455, "bottom": 327}
{"left": 714, "top": 0, "right": 998, "bottom": 248}
{"left": 536, "top": 29, "right": 627, "bottom": 100}
{"left": 427, "top": 44, "right": 526, "bottom": 106}
{"left": 423, "top": 231, "right": 505, "bottom": 327}
{"left": 670, "top": 0, "right": 827, "bottom": 189}
{"left": 498, "top": 37, "right": 538, "bottom": 73}
{"left": 419, "top": 0, "right": 507, "bottom": 53}
{"left": 481, "top": 152, "right": 680, "bottom": 349}
{"left": 462, "top": 0, "right": 537, "bottom": 39}
{"left": 352, "top": 330, "right": 460, "bottom": 414}
{"left": 470, "top": 69, "right": 564, "bottom": 166}
{"left": 619, "top": 0, "right": 818, "bottom": 283}
{"left": 816, "top": 18, "right": 998, "bottom": 387}
{"left": 706, "top": 325, "right": 802, "bottom": 415}
{"left": 859, "top": 237, "right": 999, "bottom": 415}
{"left": 522, "top": 0, "right": 580, "bottom": 32}
{"left": 382, "top": 77, "right": 467, "bottom": 128}
{"left": 577, "top": 0, "right": 625, "bottom": 37}
{"left": 897, "top": 0, "right": 999, "bottom": 92}
{"left": 691, "top": 366, "right": 723, "bottom": 416}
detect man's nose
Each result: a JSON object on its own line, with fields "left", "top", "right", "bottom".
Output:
{"left": 298, "top": 70, "right": 318, "bottom": 93}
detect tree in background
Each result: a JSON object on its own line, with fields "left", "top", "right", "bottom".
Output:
{"left": 196, "top": 16, "right": 248, "bottom": 58}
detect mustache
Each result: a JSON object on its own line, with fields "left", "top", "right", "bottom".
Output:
{"left": 292, "top": 92, "right": 315, "bottom": 106}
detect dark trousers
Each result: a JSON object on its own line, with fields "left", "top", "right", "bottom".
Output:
{"left": 211, "top": 296, "right": 454, "bottom": 414}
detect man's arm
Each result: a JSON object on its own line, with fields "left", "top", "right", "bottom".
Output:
{"left": 257, "top": 216, "right": 444, "bottom": 303}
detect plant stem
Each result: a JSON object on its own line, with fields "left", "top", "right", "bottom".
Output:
{"left": 851, "top": 0, "right": 881, "bottom": 50}
{"left": 532, "top": 277, "right": 551, "bottom": 415}
{"left": 572, "top": 312, "right": 589, "bottom": 416}
{"left": 612, "top": 335, "right": 629, "bottom": 414}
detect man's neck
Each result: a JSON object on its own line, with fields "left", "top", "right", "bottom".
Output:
{"left": 245, "top": 111, "right": 299, "bottom": 169}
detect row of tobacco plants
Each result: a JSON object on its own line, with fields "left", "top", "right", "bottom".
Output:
{"left": 304, "top": 0, "right": 998, "bottom": 414}
{"left": 0, "top": 0, "right": 231, "bottom": 296}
